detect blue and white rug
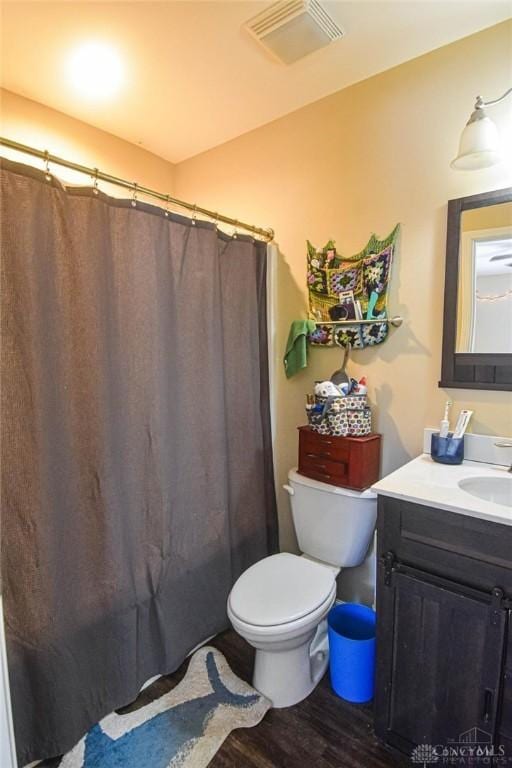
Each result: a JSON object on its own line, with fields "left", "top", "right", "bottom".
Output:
{"left": 59, "top": 646, "right": 271, "bottom": 768}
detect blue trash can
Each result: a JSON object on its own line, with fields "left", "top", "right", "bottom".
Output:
{"left": 328, "top": 603, "right": 376, "bottom": 703}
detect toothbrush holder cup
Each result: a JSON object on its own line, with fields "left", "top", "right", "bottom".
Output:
{"left": 431, "top": 432, "right": 464, "bottom": 466}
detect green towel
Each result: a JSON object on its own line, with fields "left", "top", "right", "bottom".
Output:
{"left": 284, "top": 319, "right": 316, "bottom": 379}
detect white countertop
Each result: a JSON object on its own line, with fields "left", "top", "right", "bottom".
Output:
{"left": 372, "top": 454, "right": 512, "bottom": 526}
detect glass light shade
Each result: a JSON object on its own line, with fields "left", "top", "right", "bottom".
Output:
{"left": 451, "top": 114, "right": 501, "bottom": 170}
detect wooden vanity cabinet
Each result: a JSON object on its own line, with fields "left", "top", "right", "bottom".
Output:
{"left": 501, "top": 630, "right": 512, "bottom": 759}
{"left": 375, "top": 495, "right": 512, "bottom": 758}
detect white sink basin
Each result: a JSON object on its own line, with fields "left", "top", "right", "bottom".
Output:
{"left": 458, "top": 476, "right": 512, "bottom": 508}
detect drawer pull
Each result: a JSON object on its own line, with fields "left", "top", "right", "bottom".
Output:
{"left": 306, "top": 452, "right": 332, "bottom": 459}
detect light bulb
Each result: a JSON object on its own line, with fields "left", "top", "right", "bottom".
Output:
{"left": 67, "top": 41, "right": 124, "bottom": 101}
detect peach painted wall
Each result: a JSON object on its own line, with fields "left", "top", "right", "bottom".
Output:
{"left": 175, "top": 22, "right": 512, "bottom": 551}
{"left": 0, "top": 89, "right": 175, "bottom": 198}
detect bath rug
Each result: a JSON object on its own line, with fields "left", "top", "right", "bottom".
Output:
{"left": 59, "top": 646, "right": 271, "bottom": 768}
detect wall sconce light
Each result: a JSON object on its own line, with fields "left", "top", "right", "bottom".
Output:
{"left": 451, "top": 87, "right": 512, "bottom": 170}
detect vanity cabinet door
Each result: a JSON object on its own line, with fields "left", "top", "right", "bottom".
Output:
{"left": 375, "top": 564, "right": 507, "bottom": 756}
{"left": 499, "top": 614, "right": 512, "bottom": 752}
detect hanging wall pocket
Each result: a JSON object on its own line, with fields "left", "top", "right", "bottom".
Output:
{"left": 306, "top": 225, "right": 402, "bottom": 349}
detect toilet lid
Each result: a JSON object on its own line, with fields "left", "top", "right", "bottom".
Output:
{"left": 228, "top": 553, "right": 335, "bottom": 627}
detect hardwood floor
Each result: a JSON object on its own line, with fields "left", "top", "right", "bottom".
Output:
{"left": 204, "top": 631, "right": 407, "bottom": 768}
{"left": 42, "top": 629, "right": 408, "bottom": 767}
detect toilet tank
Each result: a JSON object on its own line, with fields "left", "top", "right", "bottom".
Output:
{"left": 284, "top": 469, "right": 377, "bottom": 568}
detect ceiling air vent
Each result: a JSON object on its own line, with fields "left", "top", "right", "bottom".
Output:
{"left": 244, "top": 0, "right": 344, "bottom": 65}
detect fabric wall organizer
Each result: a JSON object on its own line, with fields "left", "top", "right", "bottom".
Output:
{"left": 307, "top": 225, "right": 400, "bottom": 349}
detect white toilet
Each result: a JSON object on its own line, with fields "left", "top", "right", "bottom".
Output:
{"left": 227, "top": 469, "right": 377, "bottom": 708}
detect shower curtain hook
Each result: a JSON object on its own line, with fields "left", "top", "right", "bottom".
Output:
{"left": 191, "top": 204, "right": 197, "bottom": 226}
{"left": 92, "top": 168, "right": 99, "bottom": 196}
{"left": 164, "top": 194, "right": 170, "bottom": 217}
{"left": 214, "top": 212, "right": 219, "bottom": 230}
{"left": 233, "top": 220, "right": 239, "bottom": 239}
{"left": 131, "top": 182, "right": 138, "bottom": 208}
{"left": 44, "top": 150, "right": 52, "bottom": 182}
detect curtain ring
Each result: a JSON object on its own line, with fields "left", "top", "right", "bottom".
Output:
{"left": 191, "top": 204, "right": 197, "bottom": 226}
{"left": 214, "top": 212, "right": 219, "bottom": 230}
{"left": 164, "top": 194, "right": 170, "bottom": 218}
{"left": 92, "top": 168, "right": 99, "bottom": 196}
{"left": 44, "top": 150, "right": 52, "bottom": 182}
{"left": 233, "top": 220, "right": 239, "bottom": 239}
{"left": 131, "top": 182, "right": 138, "bottom": 208}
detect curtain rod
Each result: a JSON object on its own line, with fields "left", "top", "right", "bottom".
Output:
{"left": 0, "top": 137, "right": 275, "bottom": 242}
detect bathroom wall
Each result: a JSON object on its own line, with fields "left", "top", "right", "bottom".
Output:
{"left": 174, "top": 21, "right": 512, "bottom": 560}
{"left": 0, "top": 89, "right": 176, "bottom": 197}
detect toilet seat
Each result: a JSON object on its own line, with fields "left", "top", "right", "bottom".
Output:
{"left": 228, "top": 582, "right": 336, "bottom": 640}
{"left": 228, "top": 552, "right": 335, "bottom": 628}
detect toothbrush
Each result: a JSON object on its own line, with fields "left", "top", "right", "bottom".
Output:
{"left": 439, "top": 400, "right": 452, "bottom": 438}
{"left": 453, "top": 410, "right": 473, "bottom": 440}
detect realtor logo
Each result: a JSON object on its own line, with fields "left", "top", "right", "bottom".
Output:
{"left": 411, "top": 743, "right": 438, "bottom": 766}
{"left": 456, "top": 727, "right": 493, "bottom": 745}
{"left": 411, "top": 727, "right": 509, "bottom": 765}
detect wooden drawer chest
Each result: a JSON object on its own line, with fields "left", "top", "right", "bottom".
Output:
{"left": 298, "top": 426, "right": 381, "bottom": 491}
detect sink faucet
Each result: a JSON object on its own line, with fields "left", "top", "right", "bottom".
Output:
{"left": 495, "top": 441, "right": 512, "bottom": 472}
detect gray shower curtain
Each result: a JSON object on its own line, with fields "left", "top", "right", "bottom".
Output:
{"left": 0, "top": 158, "right": 277, "bottom": 764}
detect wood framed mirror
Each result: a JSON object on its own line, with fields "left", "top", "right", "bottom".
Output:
{"left": 440, "top": 187, "right": 512, "bottom": 391}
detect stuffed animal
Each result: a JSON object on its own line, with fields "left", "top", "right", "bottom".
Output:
{"left": 314, "top": 380, "right": 342, "bottom": 398}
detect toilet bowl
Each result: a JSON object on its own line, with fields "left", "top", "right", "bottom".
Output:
{"left": 228, "top": 552, "right": 337, "bottom": 707}
{"left": 227, "top": 469, "right": 377, "bottom": 708}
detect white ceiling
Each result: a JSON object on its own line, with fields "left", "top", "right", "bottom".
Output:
{"left": 1, "top": 1, "right": 510, "bottom": 162}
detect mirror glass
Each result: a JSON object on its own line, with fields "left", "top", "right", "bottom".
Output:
{"left": 456, "top": 201, "right": 512, "bottom": 353}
